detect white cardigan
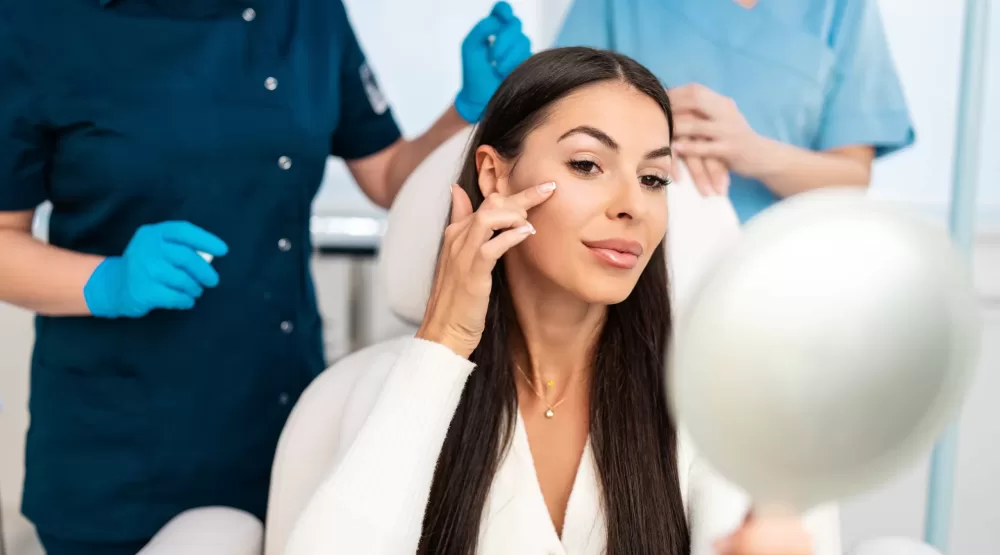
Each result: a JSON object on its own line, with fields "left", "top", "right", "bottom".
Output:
{"left": 283, "top": 338, "right": 842, "bottom": 555}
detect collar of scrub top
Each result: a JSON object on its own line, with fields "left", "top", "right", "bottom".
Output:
{"left": 98, "top": 0, "right": 265, "bottom": 18}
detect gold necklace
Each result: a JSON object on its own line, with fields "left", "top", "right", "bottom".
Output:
{"left": 515, "top": 364, "right": 578, "bottom": 419}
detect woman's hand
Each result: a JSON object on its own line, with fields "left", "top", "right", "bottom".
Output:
{"left": 668, "top": 83, "right": 770, "bottom": 190}
{"left": 715, "top": 511, "right": 813, "bottom": 555}
{"left": 416, "top": 182, "right": 556, "bottom": 358}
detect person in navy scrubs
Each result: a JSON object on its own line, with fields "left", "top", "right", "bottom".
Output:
{"left": 0, "top": 0, "right": 531, "bottom": 553}
{"left": 555, "top": 0, "right": 915, "bottom": 223}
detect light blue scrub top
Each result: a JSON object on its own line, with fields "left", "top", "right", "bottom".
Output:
{"left": 555, "top": 0, "right": 915, "bottom": 222}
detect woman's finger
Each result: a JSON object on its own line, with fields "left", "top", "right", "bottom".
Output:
{"left": 450, "top": 184, "right": 475, "bottom": 224}
{"left": 506, "top": 181, "right": 557, "bottom": 212}
{"left": 480, "top": 192, "right": 529, "bottom": 220}
{"left": 464, "top": 207, "right": 533, "bottom": 248}
{"left": 471, "top": 224, "right": 535, "bottom": 274}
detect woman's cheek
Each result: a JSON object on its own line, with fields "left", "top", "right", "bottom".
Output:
{"left": 530, "top": 180, "right": 592, "bottom": 235}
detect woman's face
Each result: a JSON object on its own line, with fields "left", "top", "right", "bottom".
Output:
{"left": 484, "top": 81, "right": 672, "bottom": 305}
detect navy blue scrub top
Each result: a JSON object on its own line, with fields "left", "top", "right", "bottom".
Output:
{"left": 0, "top": 0, "right": 401, "bottom": 542}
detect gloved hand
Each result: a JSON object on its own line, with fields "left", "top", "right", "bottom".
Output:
{"left": 84, "top": 221, "right": 229, "bottom": 318}
{"left": 455, "top": 1, "right": 532, "bottom": 124}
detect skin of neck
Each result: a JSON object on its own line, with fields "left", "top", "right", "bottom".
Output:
{"left": 504, "top": 261, "right": 605, "bottom": 399}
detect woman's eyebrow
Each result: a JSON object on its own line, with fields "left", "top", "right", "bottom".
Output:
{"left": 558, "top": 126, "right": 618, "bottom": 151}
{"left": 558, "top": 126, "right": 672, "bottom": 160}
{"left": 645, "top": 146, "right": 672, "bottom": 160}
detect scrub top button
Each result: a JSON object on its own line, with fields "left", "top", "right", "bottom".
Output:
{"left": 278, "top": 238, "right": 291, "bottom": 251}
{"left": 278, "top": 156, "right": 292, "bottom": 170}
{"left": 242, "top": 8, "right": 256, "bottom": 21}
{"left": 280, "top": 321, "right": 294, "bottom": 334}
{"left": 278, "top": 393, "right": 290, "bottom": 406}
{"left": 265, "top": 76, "right": 278, "bottom": 91}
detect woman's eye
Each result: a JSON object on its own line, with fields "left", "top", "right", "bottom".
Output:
{"left": 641, "top": 175, "right": 671, "bottom": 189}
{"left": 568, "top": 159, "right": 600, "bottom": 175}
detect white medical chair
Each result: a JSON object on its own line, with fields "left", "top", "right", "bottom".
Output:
{"left": 144, "top": 127, "right": 945, "bottom": 555}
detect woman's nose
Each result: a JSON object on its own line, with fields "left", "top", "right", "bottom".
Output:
{"left": 607, "top": 177, "right": 646, "bottom": 222}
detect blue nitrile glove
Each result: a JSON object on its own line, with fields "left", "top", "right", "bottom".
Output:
{"left": 455, "top": 1, "right": 533, "bottom": 124}
{"left": 84, "top": 221, "right": 229, "bottom": 318}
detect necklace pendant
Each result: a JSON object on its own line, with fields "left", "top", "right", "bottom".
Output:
{"left": 545, "top": 409, "right": 555, "bottom": 418}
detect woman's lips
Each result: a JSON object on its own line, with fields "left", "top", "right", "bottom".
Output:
{"left": 583, "top": 239, "right": 643, "bottom": 270}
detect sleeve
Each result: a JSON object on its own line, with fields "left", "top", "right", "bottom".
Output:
{"left": 813, "top": 0, "right": 915, "bottom": 157}
{"left": 282, "top": 338, "right": 476, "bottom": 555}
{"left": 329, "top": 2, "right": 403, "bottom": 161}
{"left": 686, "top": 455, "right": 843, "bottom": 555}
{"left": 0, "top": 15, "right": 50, "bottom": 211}
{"left": 552, "top": 0, "right": 614, "bottom": 50}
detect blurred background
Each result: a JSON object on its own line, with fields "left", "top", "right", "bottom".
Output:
{"left": 1, "top": 0, "right": 998, "bottom": 553}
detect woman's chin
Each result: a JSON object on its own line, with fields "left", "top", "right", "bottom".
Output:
{"left": 574, "top": 281, "right": 641, "bottom": 306}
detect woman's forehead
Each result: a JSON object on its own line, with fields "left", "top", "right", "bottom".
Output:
{"left": 535, "top": 82, "right": 671, "bottom": 146}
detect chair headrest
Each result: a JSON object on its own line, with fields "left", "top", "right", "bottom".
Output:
{"left": 378, "top": 127, "right": 475, "bottom": 325}
{"left": 377, "top": 127, "right": 741, "bottom": 326}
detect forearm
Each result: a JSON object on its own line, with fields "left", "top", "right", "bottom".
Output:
{"left": 750, "top": 138, "right": 872, "bottom": 198}
{"left": 0, "top": 227, "right": 102, "bottom": 316}
{"left": 384, "top": 105, "right": 468, "bottom": 203}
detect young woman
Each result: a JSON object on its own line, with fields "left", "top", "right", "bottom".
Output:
{"left": 282, "top": 47, "right": 841, "bottom": 555}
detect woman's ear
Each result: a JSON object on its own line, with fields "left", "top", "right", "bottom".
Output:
{"left": 475, "top": 145, "right": 512, "bottom": 197}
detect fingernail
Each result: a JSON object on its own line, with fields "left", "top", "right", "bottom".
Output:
{"left": 537, "top": 182, "right": 556, "bottom": 193}
{"left": 516, "top": 224, "right": 535, "bottom": 235}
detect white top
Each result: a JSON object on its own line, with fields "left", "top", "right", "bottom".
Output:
{"left": 283, "top": 338, "right": 842, "bottom": 555}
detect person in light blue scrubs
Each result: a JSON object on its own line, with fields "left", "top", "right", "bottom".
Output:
{"left": 555, "top": 0, "right": 915, "bottom": 223}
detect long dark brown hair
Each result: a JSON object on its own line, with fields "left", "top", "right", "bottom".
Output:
{"left": 418, "top": 47, "right": 688, "bottom": 555}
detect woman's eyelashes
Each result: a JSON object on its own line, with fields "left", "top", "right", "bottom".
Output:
{"left": 640, "top": 174, "right": 671, "bottom": 190}
{"left": 568, "top": 158, "right": 600, "bottom": 176}
{"left": 566, "top": 158, "right": 672, "bottom": 190}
